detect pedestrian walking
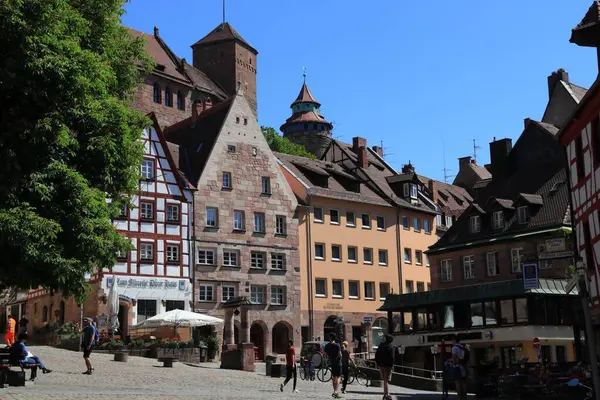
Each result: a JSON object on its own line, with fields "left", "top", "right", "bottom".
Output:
{"left": 450, "top": 335, "right": 469, "bottom": 400}
{"left": 280, "top": 339, "right": 299, "bottom": 393}
{"left": 81, "top": 318, "right": 97, "bottom": 375}
{"left": 324, "top": 333, "right": 343, "bottom": 398}
{"left": 375, "top": 334, "right": 395, "bottom": 400}
{"left": 341, "top": 340, "right": 356, "bottom": 394}
{"left": 4, "top": 315, "right": 16, "bottom": 347}
{"left": 18, "top": 315, "right": 28, "bottom": 335}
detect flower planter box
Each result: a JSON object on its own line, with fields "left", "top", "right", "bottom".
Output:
{"left": 157, "top": 348, "right": 200, "bottom": 364}
{"left": 127, "top": 349, "right": 147, "bottom": 357}
{"left": 57, "top": 338, "right": 80, "bottom": 352}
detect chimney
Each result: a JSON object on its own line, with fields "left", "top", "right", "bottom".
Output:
{"left": 153, "top": 26, "right": 159, "bottom": 37}
{"left": 458, "top": 156, "right": 472, "bottom": 170}
{"left": 191, "top": 100, "right": 203, "bottom": 124}
{"left": 547, "top": 68, "right": 569, "bottom": 99}
{"left": 372, "top": 146, "right": 383, "bottom": 157}
{"left": 352, "top": 137, "right": 368, "bottom": 168}
{"left": 428, "top": 179, "right": 439, "bottom": 204}
{"left": 489, "top": 138, "right": 513, "bottom": 178}
{"left": 401, "top": 162, "right": 415, "bottom": 174}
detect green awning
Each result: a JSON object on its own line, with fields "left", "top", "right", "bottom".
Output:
{"left": 378, "top": 278, "right": 577, "bottom": 311}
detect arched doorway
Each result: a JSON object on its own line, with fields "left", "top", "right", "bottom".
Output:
{"left": 250, "top": 322, "right": 266, "bottom": 360}
{"left": 272, "top": 322, "right": 292, "bottom": 354}
{"left": 373, "top": 317, "right": 388, "bottom": 331}
{"left": 324, "top": 315, "right": 338, "bottom": 340}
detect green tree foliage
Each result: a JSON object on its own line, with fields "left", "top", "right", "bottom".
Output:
{"left": 261, "top": 126, "right": 315, "bottom": 159}
{"left": 0, "top": 0, "right": 153, "bottom": 301}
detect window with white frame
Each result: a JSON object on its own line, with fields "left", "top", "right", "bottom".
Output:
{"left": 363, "top": 248, "right": 373, "bottom": 264}
{"left": 222, "top": 285, "right": 236, "bottom": 302}
{"left": 364, "top": 282, "right": 375, "bottom": 299}
{"left": 332, "top": 280, "right": 344, "bottom": 298}
{"left": 378, "top": 249, "right": 388, "bottom": 266}
{"left": 140, "top": 202, "right": 154, "bottom": 220}
{"left": 492, "top": 211, "right": 505, "bottom": 229}
{"left": 537, "top": 244, "right": 552, "bottom": 269}
{"left": 270, "top": 286, "right": 286, "bottom": 305}
{"left": 166, "top": 204, "right": 179, "bottom": 222}
{"left": 314, "top": 243, "right": 325, "bottom": 260}
{"left": 234, "top": 210, "right": 245, "bottom": 231}
{"left": 166, "top": 244, "right": 179, "bottom": 262}
{"left": 198, "top": 283, "right": 214, "bottom": 301}
{"left": 223, "top": 250, "right": 239, "bottom": 267}
{"left": 346, "top": 211, "right": 355, "bottom": 227}
{"left": 376, "top": 216, "right": 385, "bottom": 231}
{"left": 141, "top": 159, "right": 154, "bottom": 179}
{"left": 315, "top": 278, "right": 327, "bottom": 297}
{"left": 206, "top": 207, "right": 218, "bottom": 227}
{"left": 379, "top": 283, "right": 390, "bottom": 300}
{"left": 197, "top": 249, "right": 215, "bottom": 265}
{"left": 251, "top": 252, "right": 266, "bottom": 269}
{"left": 426, "top": 254, "right": 431, "bottom": 267}
{"left": 119, "top": 203, "right": 127, "bottom": 217}
{"left": 330, "top": 209, "right": 340, "bottom": 224}
{"left": 415, "top": 250, "right": 423, "bottom": 265}
{"left": 404, "top": 248, "right": 412, "bottom": 264}
{"left": 402, "top": 216, "right": 410, "bottom": 229}
{"left": 413, "top": 218, "right": 420, "bottom": 232}
{"left": 261, "top": 177, "right": 271, "bottom": 194}
{"left": 250, "top": 285, "right": 266, "bottom": 304}
{"left": 424, "top": 219, "right": 431, "bottom": 234}
{"left": 347, "top": 246, "right": 357, "bottom": 263}
{"left": 470, "top": 215, "right": 481, "bottom": 233}
{"left": 222, "top": 171, "right": 232, "bottom": 188}
{"left": 436, "top": 214, "right": 442, "bottom": 227}
{"left": 116, "top": 248, "right": 127, "bottom": 259}
{"left": 463, "top": 255, "right": 475, "bottom": 279}
{"left": 314, "top": 207, "right": 323, "bottom": 222}
{"left": 487, "top": 252, "right": 499, "bottom": 276}
{"left": 254, "top": 213, "right": 265, "bottom": 233}
{"left": 331, "top": 245, "right": 341, "bottom": 261}
{"left": 349, "top": 281, "right": 360, "bottom": 299}
{"left": 446, "top": 216, "right": 453, "bottom": 227}
{"left": 511, "top": 248, "right": 523, "bottom": 273}
{"left": 410, "top": 184, "right": 418, "bottom": 198}
{"left": 140, "top": 242, "right": 153, "bottom": 260}
{"left": 518, "top": 206, "right": 529, "bottom": 224}
{"left": 275, "top": 215, "right": 286, "bottom": 235}
{"left": 361, "top": 214, "right": 371, "bottom": 229}
{"left": 271, "top": 253, "right": 286, "bottom": 270}
{"left": 441, "top": 259, "right": 452, "bottom": 282}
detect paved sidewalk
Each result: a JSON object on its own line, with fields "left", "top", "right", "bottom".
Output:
{"left": 2, "top": 346, "right": 442, "bottom": 399}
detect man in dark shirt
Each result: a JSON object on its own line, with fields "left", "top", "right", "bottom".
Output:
{"left": 81, "top": 318, "right": 96, "bottom": 375}
{"left": 375, "top": 334, "right": 395, "bottom": 400}
{"left": 324, "top": 333, "right": 342, "bottom": 398}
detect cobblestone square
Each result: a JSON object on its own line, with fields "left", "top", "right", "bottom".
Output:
{"left": 1, "top": 347, "right": 440, "bottom": 400}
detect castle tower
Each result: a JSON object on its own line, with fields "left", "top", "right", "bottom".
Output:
{"left": 280, "top": 80, "right": 333, "bottom": 158}
{"left": 191, "top": 22, "right": 258, "bottom": 116}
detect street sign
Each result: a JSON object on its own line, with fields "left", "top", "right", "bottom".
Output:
{"left": 523, "top": 263, "right": 540, "bottom": 290}
{"left": 363, "top": 316, "right": 373, "bottom": 323}
{"left": 538, "top": 251, "right": 574, "bottom": 260}
{"left": 566, "top": 275, "right": 579, "bottom": 294}
{"left": 533, "top": 337, "right": 541, "bottom": 349}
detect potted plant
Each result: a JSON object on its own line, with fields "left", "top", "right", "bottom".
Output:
{"left": 205, "top": 335, "right": 219, "bottom": 361}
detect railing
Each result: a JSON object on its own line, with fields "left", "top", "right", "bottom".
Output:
{"left": 351, "top": 352, "right": 443, "bottom": 381}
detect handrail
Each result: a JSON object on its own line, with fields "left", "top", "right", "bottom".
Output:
{"left": 351, "top": 352, "right": 443, "bottom": 381}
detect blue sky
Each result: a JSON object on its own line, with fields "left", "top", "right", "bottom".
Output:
{"left": 123, "top": 0, "right": 599, "bottom": 181}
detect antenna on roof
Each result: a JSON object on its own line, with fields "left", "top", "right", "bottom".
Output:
{"left": 222, "top": 0, "right": 226, "bottom": 24}
{"left": 303, "top": 67, "right": 307, "bottom": 83}
{"left": 473, "top": 139, "right": 481, "bottom": 164}
{"left": 380, "top": 140, "right": 395, "bottom": 159}
{"left": 442, "top": 136, "right": 454, "bottom": 183}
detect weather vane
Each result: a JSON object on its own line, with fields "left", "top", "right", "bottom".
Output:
{"left": 303, "top": 67, "right": 307, "bottom": 83}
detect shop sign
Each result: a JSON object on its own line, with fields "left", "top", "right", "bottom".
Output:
{"left": 523, "top": 263, "right": 539, "bottom": 290}
{"left": 545, "top": 238, "right": 566, "bottom": 252}
{"left": 108, "top": 277, "right": 187, "bottom": 291}
{"left": 539, "top": 251, "right": 573, "bottom": 260}
{"left": 323, "top": 303, "right": 343, "bottom": 310}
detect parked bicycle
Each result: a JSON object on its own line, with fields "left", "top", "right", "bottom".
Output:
{"left": 298, "top": 356, "right": 316, "bottom": 381}
{"left": 346, "top": 363, "right": 369, "bottom": 386}
{"left": 567, "top": 378, "right": 593, "bottom": 400}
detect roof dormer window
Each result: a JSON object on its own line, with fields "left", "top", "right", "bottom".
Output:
{"left": 403, "top": 183, "right": 418, "bottom": 199}
{"left": 492, "top": 211, "right": 504, "bottom": 229}
{"left": 517, "top": 206, "right": 529, "bottom": 224}
{"left": 469, "top": 215, "right": 481, "bottom": 233}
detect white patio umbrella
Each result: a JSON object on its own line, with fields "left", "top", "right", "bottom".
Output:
{"left": 107, "top": 276, "right": 120, "bottom": 340}
{"left": 134, "top": 309, "right": 223, "bottom": 336}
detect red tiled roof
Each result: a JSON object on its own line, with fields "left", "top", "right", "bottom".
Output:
{"left": 292, "top": 83, "right": 320, "bottom": 106}
{"left": 284, "top": 111, "right": 331, "bottom": 125}
{"left": 191, "top": 22, "right": 257, "bottom": 54}
{"left": 573, "top": 1, "right": 600, "bottom": 31}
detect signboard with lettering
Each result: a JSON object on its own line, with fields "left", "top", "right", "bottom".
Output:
{"left": 545, "top": 238, "right": 566, "bottom": 252}
{"left": 523, "top": 263, "right": 539, "bottom": 290}
{"left": 323, "top": 303, "right": 343, "bottom": 311}
{"left": 538, "top": 251, "right": 574, "bottom": 260}
{"left": 363, "top": 316, "right": 373, "bottom": 323}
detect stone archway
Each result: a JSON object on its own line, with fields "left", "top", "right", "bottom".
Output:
{"left": 250, "top": 321, "right": 267, "bottom": 360}
{"left": 373, "top": 317, "right": 388, "bottom": 332}
{"left": 324, "top": 315, "right": 338, "bottom": 340}
{"left": 272, "top": 321, "right": 293, "bottom": 354}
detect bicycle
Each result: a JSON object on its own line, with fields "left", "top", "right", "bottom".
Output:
{"left": 298, "top": 357, "right": 315, "bottom": 381}
{"left": 346, "top": 363, "right": 369, "bottom": 386}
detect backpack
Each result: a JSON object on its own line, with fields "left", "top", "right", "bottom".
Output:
{"left": 92, "top": 325, "right": 100, "bottom": 345}
{"left": 458, "top": 344, "right": 470, "bottom": 365}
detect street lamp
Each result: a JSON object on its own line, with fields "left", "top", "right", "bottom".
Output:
{"left": 430, "top": 344, "right": 439, "bottom": 379}
{"left": 397, "top": 345, "right": 406, "bottom": 373}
